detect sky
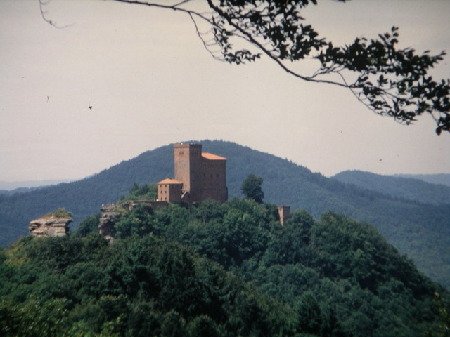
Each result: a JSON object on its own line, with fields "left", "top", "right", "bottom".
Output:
{"left": 1, "top": 0, "right": 449, "bottom": 183}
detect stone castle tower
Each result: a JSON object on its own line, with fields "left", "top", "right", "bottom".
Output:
{"left": 174, "top": 143, "right": 203, "bottom": 202}
{"left": 158, "top": 143, "right": 228, "bottom": 203}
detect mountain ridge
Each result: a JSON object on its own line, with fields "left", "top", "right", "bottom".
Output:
{"left": 0, "top": 179, "right": 73, "bottom": 191}
{"left": 0, "top": 140, "right": 449, "bottom": 288}
{"left": 332, "top": 170, "right": 450, "bottom": 205}
{"left": 395, "top": 173, "right": 450, "bottom": 187}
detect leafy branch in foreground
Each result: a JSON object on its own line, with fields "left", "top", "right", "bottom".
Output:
{"left": 40, "top": 0, "right": 450, "bottom": 134}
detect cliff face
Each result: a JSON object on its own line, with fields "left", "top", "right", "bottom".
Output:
{"left": 28, "top": 216, "right": 72, "bottom": 237}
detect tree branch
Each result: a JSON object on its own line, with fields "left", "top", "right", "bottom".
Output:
{"left": 39, "top": 0, "right": 450, "bottom": 134}
{"left": 38, "top": 0, "right": 74, "bottom": 29}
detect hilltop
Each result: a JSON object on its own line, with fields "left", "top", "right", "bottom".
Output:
{"left": 1, "top": 195, "right": 447, "bottom": 337}
{"left": 0, "top": 140, "right": 449, "bottom": 288}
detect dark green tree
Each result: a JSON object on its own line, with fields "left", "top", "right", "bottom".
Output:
{"left": 241, "top": 174, "right": 264, "bottom": 203}
{"left": 40, "top": 0, "right": 450, "bottom": 134}
{"left": 74, "top": 213, "right": 100, "bottom": 237}
{"left": 187, "top": 315, "right": 221, "bottom": 337}
{"left": 122, "top": 183, "right": 158, "bottom": 201}
{"left": 296, "top": 292, "right": 323, "bottom": 335}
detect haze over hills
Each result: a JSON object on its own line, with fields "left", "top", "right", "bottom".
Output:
{"left": 0, "top": 140, "right": 449, "bottom": 288}
{"left": 0, "top": 179, "right": 73, "bottom": 191}
{"left": 333, "top": 170, "right": 450, "bottom": 205}
{"left": 395, "top": 173, "right": 450, "bottom": 187}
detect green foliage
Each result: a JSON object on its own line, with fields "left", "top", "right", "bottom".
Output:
{"left": 121, "top": 183, "right": 157, "bottom": 201}
{"left": 241, "top": 174, "right": 264, "bottom": 203}
{"left": 1, "top": 140, "right": 449, "bottom": 288}
{"left": 430, "top": 292, "right": 450, "bottom": 337}
{"left": 295, "top": 292, "right": 323, "bottom": 335}
{"left": 134, "top": 199, "right": 444, "bottom": 336}
{"left": 0, "top": 297, "right": 70, "bottom": 337}
{"left": 187, "top": 315, "right": 221, "bottom": 337}
{"left": 114, "top": 205, "right": 155, "bottom": 238}
{"left": 74, "top": 214, "right": 100, "bottom": 237}
{"left": 0, "top": 226, "right": 295, "bottom": 336}
{"left": 44, "top": 207, "right": 73, "bottom": 218}
{"left": 2, "top": 195, "right": 439, "bottom": 336}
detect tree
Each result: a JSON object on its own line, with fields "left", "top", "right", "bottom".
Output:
{"left": 39, "top": 0, "right": 450, "bottom": 134}
{"left": 74, "top": 214, "right": 100, "bottom": 237}
{"left": 241, "top": 174, "right": 264, "bottom": 203}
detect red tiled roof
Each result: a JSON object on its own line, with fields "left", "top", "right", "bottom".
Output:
{"left": 158, "top": 178, "right": 183, "bottom": 184}
{"left": 202, "top": 152, "right": 226, "bottom": 160}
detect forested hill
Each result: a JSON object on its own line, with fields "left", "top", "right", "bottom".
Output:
{"left": 397, "top": 173, "right": 450, "bottom": 187}
{"left": 0, "top": 140, "right": 449, "bottom": 288}
{"left": 333, "top": 170, "right": 450, "bottom": 205}
{"left": 1, "top": 199, "right": 447, "bottom": 336}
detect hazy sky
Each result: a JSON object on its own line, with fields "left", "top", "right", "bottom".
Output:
{"left": 1, "top": 0, "right": 449, "bottom": 182}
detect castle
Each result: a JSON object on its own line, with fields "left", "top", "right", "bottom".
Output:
{"left": 29, "top": 142, "right": 289, "bottom": 239}
{"left": 157, "top": 143, "right": 228, "bottom": 203}
{"left": 157, "top": 142, "right": 289, "bottom": 223}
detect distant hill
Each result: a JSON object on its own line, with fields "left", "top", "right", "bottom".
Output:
{"left": 332, "top": 170, "right": 450, "bottom": 205}
{"left": 0, "top": 140, "right": 449, "bottom": 288}
{"left": 0, "top": 179, "right": 73, "bottom": 191}
{"left": 395, "top": 173, "right": 450, "bottom": 187}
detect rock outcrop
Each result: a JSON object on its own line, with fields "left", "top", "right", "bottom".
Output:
{"left": 98, "top": 204, "right": 122, "bottom": 242}
{"left": 29, "top": 216, "right": 72, "bottom": 237}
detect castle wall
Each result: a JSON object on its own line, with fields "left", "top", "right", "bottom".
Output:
{"left": 201, "top": 156, "right": 228, "bottom": 202}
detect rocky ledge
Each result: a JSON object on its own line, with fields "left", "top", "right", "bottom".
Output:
{"left": 29, "top": 216, "right": 72, "bottom": 237}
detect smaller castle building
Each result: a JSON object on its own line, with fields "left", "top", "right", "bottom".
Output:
{"left": 157, "top": 178, "right": 183, "bottom": 202}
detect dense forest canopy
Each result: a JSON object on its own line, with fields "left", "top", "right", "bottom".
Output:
{"left": 1, "top": 185, "right": 449, "bottom": 336}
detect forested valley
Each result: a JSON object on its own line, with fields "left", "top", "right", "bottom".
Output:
{"left": 1, "top": 184, "right": 449, "bottom": 337}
